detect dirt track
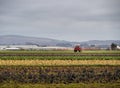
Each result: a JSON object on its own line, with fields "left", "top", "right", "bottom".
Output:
{"left": 0, "top": 60, "right": 120, "bottom": 66}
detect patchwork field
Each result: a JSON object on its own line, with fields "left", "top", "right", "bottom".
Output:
{"left": 0, "top": 50, "right": 120, "bottom": 88}
{"left": 0, "top": 50, "right": 120, "bottom": 60}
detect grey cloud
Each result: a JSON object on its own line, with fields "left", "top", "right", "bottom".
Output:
{"left": 0, "top": 0, "right": 120, "bottom": 41}
{"left": 1, "top": 0, "right": 120, "bottom": 22}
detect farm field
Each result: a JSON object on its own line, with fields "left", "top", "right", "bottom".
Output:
{"left": 0, "top": 66, "right": 120, "bottom": 83}
{"left": 0, "top": 50, "right": 120, "bottom": 66}
{"left": 0, "top": 50, "right": 120, "bottom": 88}
{"left": 0, "top": 50, "right": 120, "bottom": 60}
{"left": 0, "top": 50, "right": 120, "bottom": 54}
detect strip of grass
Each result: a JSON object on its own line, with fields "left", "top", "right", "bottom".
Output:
{"left": 0, "top": 82, "right": 120, "bottom": 88}
{"left": 0, "top": 50, "right": 120, "bottom": 54}
{"left": 0, "top": 56, "right": 120, "bottom": 60}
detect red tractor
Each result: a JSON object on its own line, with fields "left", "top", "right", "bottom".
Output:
{"left": 74, "top": 45, "right": 81, "bottom": 52}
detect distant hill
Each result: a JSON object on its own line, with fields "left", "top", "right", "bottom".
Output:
{"left": 0, "top": 35, "right": 71, "bottom": 46}
{"left": 80, "top": 40, "right": 120, "bottom": 45}
{"left": 80, "top": 40, "right": 120, "bottom": 48}
{"left": 0, "top": 35, "right": 120, "bottom": 48}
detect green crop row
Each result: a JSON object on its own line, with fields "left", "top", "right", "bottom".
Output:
{"left": 0, "top": 50, "right": 120, "bottom": 54}
{"left": 0, "top": 56, "right": 120, "bottom": 60}
{"left": 1, "top": 82, "right": 120, "bottom": 88}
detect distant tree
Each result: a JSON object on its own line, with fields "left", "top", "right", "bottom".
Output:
{"left": 111, "top": 43, "right": 117, "bottom": 50}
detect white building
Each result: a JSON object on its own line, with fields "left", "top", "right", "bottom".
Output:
{"left": 0, "top": 45, "right": 73, "bottom": 50}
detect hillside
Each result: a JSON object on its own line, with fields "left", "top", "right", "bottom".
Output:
{"left": 0, "top": 35, "right": 120, "bottom": 48}
{"left": 0, "top": 35, "right": 71, "bottom": 46}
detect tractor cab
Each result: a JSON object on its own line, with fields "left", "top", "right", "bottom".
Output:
{"left": 74, "top": 45, "right": 81, "bottom": 52}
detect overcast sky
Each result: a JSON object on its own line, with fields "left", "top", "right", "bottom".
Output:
{"left": 0, "top": 0, "right": 120, "bottom": 42}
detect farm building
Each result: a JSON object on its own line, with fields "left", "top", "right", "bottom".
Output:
{"left": 0, "top": 45, "right": 73, "bottom": 50}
